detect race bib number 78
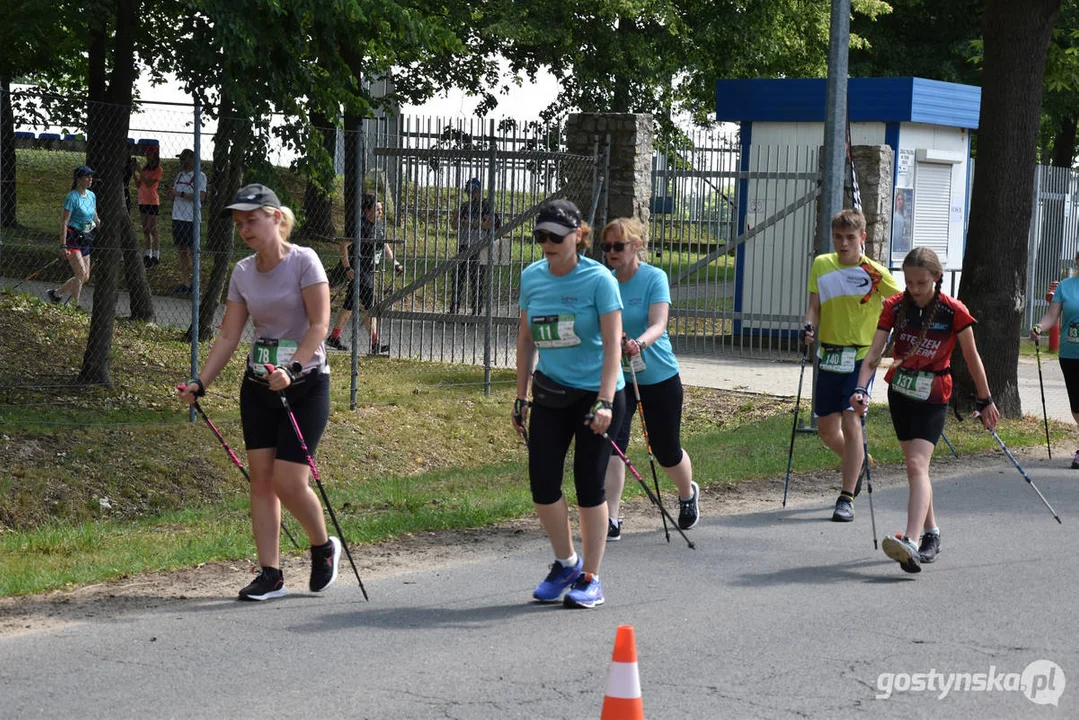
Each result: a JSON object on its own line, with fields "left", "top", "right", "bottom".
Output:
{"left": 251, "top": 338, "right": 298, "bottom": 368}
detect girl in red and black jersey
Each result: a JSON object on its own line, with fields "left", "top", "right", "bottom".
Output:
{"left": 850, "top": 248, "right": 1000, "bottom": 574}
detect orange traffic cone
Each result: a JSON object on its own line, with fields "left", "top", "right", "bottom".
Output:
{"left": 601, "top": 625, "right": 644, "bottom": 719}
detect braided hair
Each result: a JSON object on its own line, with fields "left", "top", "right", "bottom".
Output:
{"left": 893, "top": 247, "right": 944, "bottom": 367}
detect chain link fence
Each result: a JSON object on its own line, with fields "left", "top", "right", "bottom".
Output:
{"left": 0, "top": 89, "right": 603, "bottom": 420}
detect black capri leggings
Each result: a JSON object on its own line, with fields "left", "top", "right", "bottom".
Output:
{"left": 612, "top": 373, "right": 685, "bottom": 468}
{"left": 240, "top": 370, "right": 330, "bottom": 465}
{"left": 528, "top": 389, "right": 626, "bottom": 508}
{"left": 1059, "top": 357, "right": 1079, "bottom": 414}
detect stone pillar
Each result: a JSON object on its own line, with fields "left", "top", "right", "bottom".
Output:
{"left": 564, "top": 114, "right": 654, "bottom": 239}
{"left": 847, "top": 145, "right": 894, "bottom": 264}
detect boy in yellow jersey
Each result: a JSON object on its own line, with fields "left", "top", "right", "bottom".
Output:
{"left": 802, "top": 209, "right": 900, "bottom": 522}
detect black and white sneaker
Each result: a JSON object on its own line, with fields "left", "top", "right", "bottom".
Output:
{"left": 325, "top": 335, "right": 348, "bottom": 352}
{"left": 678, "top": 481, "right": 700, "bottom": 530}
{"left": 238, "top": 567, "right": 287, "bottom": 601}
{"left": 831, "top": 495, "right": 854, "bottom": 522}
{"left": 369, "top": 343, "right": 391, "bottom": 356}
{"left": 607, "top": 518, "right": 622, "bottom": 542}
{"left": 309, "top": 537, "right": 341, "bottom": 593}
{"left": 918, "top": 531, "right": 941, "bottom": 563}
{"left": 1071, "top": 450, "right": 1079, "bottom": 470}
{"left": 46, "top": 289, "right": 63, "bottom": 304}
{"left": 882, "top": 534, "right": 922, "bottom": 574}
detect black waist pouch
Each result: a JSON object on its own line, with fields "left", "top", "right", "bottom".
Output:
{"left": 531, "top": 370, "right": 592, "bottom": 409}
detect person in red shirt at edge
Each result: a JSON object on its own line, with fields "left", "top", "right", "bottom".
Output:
{"left": 850, "top": 247, "right": 1000, "bottom": 575}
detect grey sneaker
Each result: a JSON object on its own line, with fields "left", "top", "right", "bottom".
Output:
{"left": 882, "top": 534, "right": 922, "bottom": 574}
{"left": 831, "top": 495, "right": 854, "bottom": 522}
{"left": 46, "top": 289, "right": 63, "bottom": 304}
{"left": 918, "top": 531, "right": 941, "bottom": 563}
{"left": 678, "top": 481, "right": 700, "bottom": 530}
{"left": 1071, "top": 450, "right": 1079, "bottom": 470}
{"left": 606, "top": 518, "right": 622, "bottom": 542}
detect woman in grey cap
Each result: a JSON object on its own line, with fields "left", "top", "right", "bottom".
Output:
{"left": 177, "top": 183, "right": 341, "bottom": 601}
{"left": 48, "top": 165, "right": 100, "bottom": 306}
{"left": 512, "top": 199, "right": 625, "bottom": 609}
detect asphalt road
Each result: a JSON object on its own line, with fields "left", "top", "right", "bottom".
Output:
{"left": 2, "top": 457, "right": 1076, "bottom": 719}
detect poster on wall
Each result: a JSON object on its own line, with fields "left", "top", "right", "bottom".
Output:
{"left": 891, "top": 149, "right": 916, "bottom": 260}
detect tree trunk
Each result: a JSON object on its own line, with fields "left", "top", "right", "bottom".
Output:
{"left": 301, "top": 113, "right": 337, "bottom": 241}
{"left": 954, "top": 0, "right": 1062, "bottom": 417}
{"left": 0, "top": 78, "right": 16, "bottom": 228}
{"left": 195, "top": 92, "right": 247, "bottom": 341}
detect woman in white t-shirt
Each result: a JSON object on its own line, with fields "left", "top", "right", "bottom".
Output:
{"left": 177, "top": 183, "right": 341, "bottom": 602}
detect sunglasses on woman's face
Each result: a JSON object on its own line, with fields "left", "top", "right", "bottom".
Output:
{"left": 601, "top": 242, "right": 628, "bottom": 252}
{"left": 533, "top": 230, "right": 569, "bottom": 244}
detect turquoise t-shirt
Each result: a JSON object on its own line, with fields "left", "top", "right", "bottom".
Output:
{"left": 63, "top": 190, "right": 97, "bottom": 232}
{"left": 616, "top": 263, "right": 679, "bottom": 385}
{"left": 519, "top": 255, "right": 625, "bottom": 392}
{"left": 1054, "top": 276, "right": 1079, "bottom": 360}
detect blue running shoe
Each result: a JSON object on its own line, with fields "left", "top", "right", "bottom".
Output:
{"left": 532, "top": 557, "right": 582, "bottom": 602}
{"left": 564, "top": 572, "right": 604, "bottom": 609}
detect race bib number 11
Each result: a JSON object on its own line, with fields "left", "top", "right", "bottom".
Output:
{"left": 530, "top": 314, "right": 581, "bottom": 348}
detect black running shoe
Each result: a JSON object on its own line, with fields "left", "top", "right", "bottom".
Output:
{"left": 678, "top": 481, "right": 700, "bottom": 530}
{"left": 143, "top": 255, "right": 153, "bottom": 269}
{"left": 882, "top": 534, "right": 922, "bottom": 574}
{"left": 238, "top": 567, "right": 287, "bottom": 601}
{"left": 1071, "top": 450, "right": 1079, "bottom": 470}
{"left": 918, "top": 532, "right": 941, "bottom": 563}
{"left": 309, "top": 537, "right": 341, "bottom": 592}
{"left": 370, "top": 343, "right": 391, "bottom": 356}
{"left": 325, "top": 335, "right": 348, "bottom": 352}
{"left": 46, "top": 289, "right": 63, "bottom": 304}
{"left": 607, "top": 518, "right": 622, "bottom": 542}
{"left": 831, "top": 495, "right": 854, "bottom": 522}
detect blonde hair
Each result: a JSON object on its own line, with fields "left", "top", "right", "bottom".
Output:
{"left": 831, "top": 208, "right": 866, "bottom": 234}
{"left": 260, "top": 204, "right": 296, "bottom": 242}
{"left": 602, "top": 217, "right": 648, "bottom": 261}
{"left": 576, "top": 221, "right": 593, "bottom": 254}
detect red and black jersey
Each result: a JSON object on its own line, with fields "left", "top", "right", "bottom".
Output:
{"left": 878, "top": 292, "right": 976, "bottom": 404}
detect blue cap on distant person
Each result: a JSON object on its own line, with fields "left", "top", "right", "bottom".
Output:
{"left": 466, "top": 177, "right": 482, "bottom": 190}
{"left": 535, "top": 199, "right": 582, "bottom": 234}
{"left": 73, "top": 165, "right": 95, "bottom": 178}
{"left": 220, "top": 183, "right": 281, "bottom": 217}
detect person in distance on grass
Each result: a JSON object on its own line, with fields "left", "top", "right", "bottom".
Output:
{"left": 802, "top": 208, "right": 900, "bottom": 522}
{"left": 325, "top": 193, "right": 402, "bottom": 355}
{"left": 166, "top": 149, "right": 207, "bottom": 296}
{"left": 513, "top": 199, "right": 625, "bottom": 609}
{"left": 600, "top": 217, "right": 699, "bottom": 542}
{"left": 47, "top": 165, "right": 100, "bottom": 307}
{"left": 176, "top": 183, "right": 341, "bottom": 601}
{"left": 139, "top": 144, "right": 163, "bottom": 268}
{"left": 1032, "top": 250, "right": 1079, "bottom": 469}
{"left": 850, "top": 247, "right": 999, "bottom": 573}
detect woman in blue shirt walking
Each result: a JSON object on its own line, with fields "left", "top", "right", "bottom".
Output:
{"left": 1033, "top": 252, "right": 1079, "bottom": 469}
{"left": 48, "top": 165, "right": 100, "bottom": 306}
{"left": 601, "top": 217, "right": 699, "bottom": 540}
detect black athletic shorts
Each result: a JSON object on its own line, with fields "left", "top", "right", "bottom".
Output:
{"left": 1059, "top": 357, "right": 1079, "bottom": 414}
{"left": 139, "top": 203, "right": 159, "bottom": 216}
{"left": 887, "top": 387, "right": 947, "bottom": 445}
{"left": 240, "top": 370, "right": 330, "bottom": 464}
{"left": 341, "top": 272, "right": 375, "bottom": 312}
{"left": 527, "top": 388, "right": 626, "bottom": 508}
{"left": 612, "top": 373, "right": 685, "bottom": 468}
{"left": 172, "top": 219, "right": 194, "bottom": 248}
{"left": 65, "top": 226, "right": 94, "bottom": 256}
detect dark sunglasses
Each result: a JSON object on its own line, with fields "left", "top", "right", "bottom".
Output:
{"left": 601, "top": 242, "right": 628, "bottom": 252}
{"left": 533, "top": 230, "right": 569, "bottom": 244}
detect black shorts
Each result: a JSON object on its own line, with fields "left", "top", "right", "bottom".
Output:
{"left": 1059, "top": 358, "right": 1079, "bottom": 414}
{"left": 172, "top": 219, "right": 194, "bottom": 248}
{"left": 612, "top": 374, "right": 685, "bottom": 467}
{"left": 239, "top": 370, "right": 330, "bottom": 464}
{"left": 139, "top": 204, "right": 159, "bottom": 216}
{"left": 887, "top": 387, "right": 947, "bottom": 444}
{"left": 65, "top": 226, "right": 94, "bottom": 256}
{"left": 341, "top": 272, "right": 375, "bottom": 312}
{"left": 527, "top": 389, "right": 626, "bottom": 508}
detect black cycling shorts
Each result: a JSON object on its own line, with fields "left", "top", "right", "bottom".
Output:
{"left": 240, "top": 370, "right": 330, "bottom": 464}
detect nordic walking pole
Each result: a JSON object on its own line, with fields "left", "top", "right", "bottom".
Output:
{"left": 783, "top": 324, "right": 813, "bottom": 507}
{"left": 940, "top": 431, "right": 959, "bottom": 459}
{"left": 858, "top": 412, "right": 878, "bottom": 549}
{"left": 1033, "top": 332, "right": 1053, "bottom": 459}
{"left": 263, "top": 365, "right": 369, "bottom": 599}
{"left": 604, "top": 433, "right": 695, "bottom": 549}
{"left": 177, "top": 383, "right": 301, "bottom": 551}
{"left": 10, "top": 257, "right": 61, "bottom": 292}
{"left": 626, "top": 352, "right": 670, "bottom": 543}
{"left": 976, "top": 411, "right": 1062, "bottom": 524}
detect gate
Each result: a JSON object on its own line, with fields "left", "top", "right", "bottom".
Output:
{"left": 1025, "top": 164, "right": 1079, "bottom": 329}
{"left": 361, "top": 117, "right": 606, "bottom": 373}
{"left": 651, "top": 129, "right": 820, "bottom": 360}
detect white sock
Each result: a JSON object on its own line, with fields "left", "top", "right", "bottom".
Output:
{"left": 923, "top": 527, "right": 940, "bottom": 537}
{"left": 556, "top": 553, "right": 578, "bottom": 569}
{"left": 154, "top": 250, "right": 160, "bottom": 259}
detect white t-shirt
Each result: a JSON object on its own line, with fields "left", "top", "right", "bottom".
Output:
{"left": 171, "top": 170, "right": 207, "bottom": 222}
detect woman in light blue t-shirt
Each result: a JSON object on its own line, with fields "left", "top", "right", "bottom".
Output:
{"left": 513, "top": 199, "right": 625, "bottom": 610}
{"left": 600, "top": 217, "right": 699, "bottom": 541}
{"left": 1033, "top": 252, "right": 1079, "bottom": 469}
{"left": 47, "top": 165, "right": 100, "bottom": 306}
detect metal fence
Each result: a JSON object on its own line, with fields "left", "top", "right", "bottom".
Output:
{"left": 651, "top": 129, "right": 820, "bottom": 359}
{"left": 1025, "top": 163, "right": 1079, "bottom": 328}
{"left": 0, "top": 89, "right": 603, "bottom": 412}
